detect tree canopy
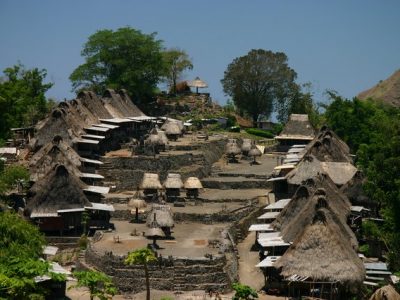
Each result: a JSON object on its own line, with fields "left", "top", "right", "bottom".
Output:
{"left": 221, "top": 49, "right": 298, "bottom": 123}
{"left": 323, "top": 94, "right": 400, "bottom": 270}
{"left": 0, "top": 64, "right": 54, "bottom": 141}
{"left": 70, "top": 270, "right": 117, "bottom": 300}
{"left": 70, "top": 27, "right": 164, "bottom": 104}
{"left": 162, "top": 48, "right": 193, "bottom": 94}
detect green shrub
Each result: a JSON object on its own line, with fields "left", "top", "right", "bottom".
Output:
{"left": 245, "top": 128, "right": 274, "bottom": 138}
{"left": 359, "top": 244, "right": 370, "bottom": 256}
{"left": 229, "top": 126, "right": 241, "bottom": 132}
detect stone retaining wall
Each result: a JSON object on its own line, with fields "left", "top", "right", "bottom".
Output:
{"left": 84, "top": 245, "right": 233, "bottom": 293}
{"left": 99, "top": 139, "right": 225, "bottom": 191}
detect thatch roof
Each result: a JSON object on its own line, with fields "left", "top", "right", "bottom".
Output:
{"left": 145, "top": 133, "right": 162, "bottom": 146}
{"left": 29, "top": 137, "right": 82, "bottom": 182}
{"left": 146, "top": 204, "right": 174, "bottom": 228}
{"left": 146, "top": 227, "right": 164, "bottom": 238}
{"left": 248, "top": 145, "right": 262, "bottom": 157}
{"left": 141, "top": 173, "right": 162, "bottom": 189}
{"left": 225, "top": 143, "right": 241, "bottom": 155}
{"left": 77, "top": 91, "right": 113, "bottom": 119}
{"left": 286, "top": 155, "right": 357, "bottom": 186}
{"left": 273, "top": 174, "right": 356, "bottom": 248}
{"left": 184, "top": 177, "right": 203, "bottom": 189}
{"left": 275, "top": 209, "right": 365, "bottom": 286}
{"left": 241, "top": 139, "right": 252, "bottom": 152}
{"left": 187, "top": 77, "right": 208, "bottom": 88}
{"left": 305, "top": 127, "right": 352, "bottom": 162}
{"left": 276, "top": 114, "right": 315, "bottom": 140}
{"left": 369, "top": 285, "right": 400, "bottom": 300}
{"left": 26, "top": 165, "right": 91, "bottom": 216}
{"left": 102, "top": 89, "right": 145, "bottom": 118}
{"left": 161, "top": 121, "right": 181, "bottom": 135}
{"left": 128, "top": 198, "right": 147, "bottom": 209}
{"left": 164, "top": 173, "right": 183, "bottom": 189}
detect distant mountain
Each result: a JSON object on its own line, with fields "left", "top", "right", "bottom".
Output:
{"left": 358, "top": 69, "right": 400, "bottom": 107}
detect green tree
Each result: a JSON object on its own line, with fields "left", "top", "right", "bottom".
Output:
{"left": 125, "top": 248, "right": 157, "bottom": 300}
{"left": 0, "top": 63, "right": 53, "bottom": 140}
{"left": 70, "top": 270, "right": 117, "bottom": 300}
{"left": 0, "top": 211, "right": 61, "bottom": 299}
{"left": 70, "top": 27, "right": 164, "bottom": 104}
{"left": 162, "top": 48, "right": 193, "bottom": 94}
{"left": 232, "top": 283, "right": 258, "bottom": 300}
{"left": 221, "top": 49, "right": 298, "bottom": 124}
{"left": 0, "top": 164, "right": 29, "bottom": 198}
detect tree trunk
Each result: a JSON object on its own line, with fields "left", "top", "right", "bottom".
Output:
{"left": 144, "top": 263, "right": 150, "bottom": 300}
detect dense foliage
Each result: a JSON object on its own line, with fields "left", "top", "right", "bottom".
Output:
{"left": 70, "top": 27, "right": 164, "bottom": 104}
{"left": 0, "top": 211, "right": 56, "bottom": 299}
{"left": 221, "top": 49, "right": 298, "bottom": 123}
{"left": 0, "top": 164, "right": 30, "bottom": 201}
{"left": 162, "top": 48, "right": 193, "bottom": 94}
{"left": 70, "top": 270, "right": 117, "bottom": 300}
{"left": 232, "top": 282, "right": 258, "bottom": 300}
{"left": 0, "top": 64, "right": 54, "bottom": 141}
{"left": 324, "top": 94, "right": 400, "bottom": 270}
{"left": 244, "top": 128, "right": 274, "bottom": 139}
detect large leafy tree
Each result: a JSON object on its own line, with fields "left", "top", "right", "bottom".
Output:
{"left": 0, "top": 64, "right": 53, "bottom": 141}
{"left": 125, "top": 248, "right": 156, "bottom": 300}
{"left": 162, "top": 48, "right": 193, "bottom": 94}
{"left": 70, "top": 27, "right": 164, "bottom": 104}
{"left": 0, "top": 211, "right": 60, "bottom": 299}
{"left": 221, "top": 49, "right": 298, "bottom": 123}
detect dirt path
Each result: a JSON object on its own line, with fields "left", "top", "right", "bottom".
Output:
{"left": 237, "top": 231, "right": 265, "bottom": 290}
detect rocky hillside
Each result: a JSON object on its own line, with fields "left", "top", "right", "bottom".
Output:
{"left": 358, "top": 69, "right": 400, "bottom": 107}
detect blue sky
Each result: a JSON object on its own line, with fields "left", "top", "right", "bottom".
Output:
{"left": 1, "top": 0, "right": 399, "bottom": 105}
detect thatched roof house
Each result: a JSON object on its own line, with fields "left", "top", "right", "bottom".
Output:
{"left": 276, "top": 114, "right": 315, "bottom": 151}
{"left": 369, "top": 285, "right": 400, "bottom": 300}
{"left": 286, "top": 155, "right": 357, "bottom": 187}
{"left": 141, "top": 173, "right": 162, "bottom": 190}
{"left": 274, "top": 209, "right": 365, "bottom": 288}
{"left": 164, "top": 173, "right": 183, "bottom": 189}
{"left": 26, "top": 165, "right": 91, "bottom": 217}
{"left": 102, "top": 89, "right": 145, "bottom": 118}
{"left": 29, "top": 137, "right": 82, "bottom": 182}
{"left": 184, "top": 177, "right": 203, "bottom": 189}
{"left": 304, "top": 127, "right": 352, "bottom": 163}
{"left": 273, "top": 175, "right": 356, "bottom": 248}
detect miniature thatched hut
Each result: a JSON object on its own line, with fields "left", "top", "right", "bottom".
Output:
{"left": 369, "top": 285, "right": 400, "bottom": 300}
{"left": 225, "top": 140, "right": 241, "bottom": 163}
{"left": 241, "top": 139, "right": 252, "bottom": 156}
{"left": 275, "top": 114, "right": 315, "bottom": 152}
{"left": 128, "top": 189, "right": 147, "bottom": 223}
{"left": 146, "top": 204, "right": 174, "bottom": 237}
{"left": 161, "top": 121, "right": 182, "bottom": 141}
{"left": 184, "top": 177, "right": 203, "bottom": 199}
{"left": 274, "top": 209, "right": 365, "bottom": 298}
{"left": 140, "top": 173, "right": 162, "bottom": 199}
{"left": 248, "top": 144, "right": 262, "bottom": 165}
{"left": 188, "top": 76, "right": 208, "bottom": 93}
{"left": 163, "top": 173, "right": 183, "bottom": 201}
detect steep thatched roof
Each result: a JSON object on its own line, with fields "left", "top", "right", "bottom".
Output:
{"left": 273, "top": 175, "right": 355, "bottom": 248}
{"left": 286, "top": 155, "right": 357, "bottom": 186}
{"left": 369, "top": 285, "right": 400, "bottom": 300}
{"left": 29, "top": 137, "right": 82, "bottom": 182}
{"left": 77, "top": 91, "right": 113, "bottom": 119}
{"left": 146, "top": 204, "right": 174, "bottom": 227}
{"left": 102, "top": 89, "right": 144, "bottom": 118}
{"left": 276, "top": 114, "right": 315, "bottom": 140}
{"left": 184, "top": 177, "right": 203, "bottom": 189}
{"left": 305, "top": 127, "right": 352, "bottom": 162}
{"left": 339, "top": 170, "right": 368, "bottom": 204}
{"left": 141, "top": 173, "right": 162, "bottom": 190}
{"left": 26, "top": 165, "right": 91, "bottom": 216}
{"left": 275, "top": 209, "right": 365, "bottom": 286}
{"left": 164, "top": 173, "right": 183, "bottom": 189}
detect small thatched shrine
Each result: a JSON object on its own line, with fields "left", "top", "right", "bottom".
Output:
{"left": 184, "top": 177, "right": 203, "bottom": 199}
{"left": 163, "top": 173, "right": 183, "bottom": 201}
{"left": 161, "top": 120, "right": 182, "bottom": 141}
{"left": 274, "top": 209, "right": 365, "bottom": 298}
{"left": 146, "top": 204, "right": 174, "bottom": 237}
{"left": 276, "top": 114, "right": 315, "bottom": 152}
{"left": 225, "top": 140, "right": 241, "bottom": 163}
{"left": 140, "top": 173, "right": 162, "bottom": 199}
{"left": 241, "top": 139, "right": 252, "bottom": 156}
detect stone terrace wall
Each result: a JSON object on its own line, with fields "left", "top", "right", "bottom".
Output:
{"left": 84, "top": 245, "right": 233, "bottom": 293}
{"left": 99, "top": 139, "right": 225, "bottom": 191}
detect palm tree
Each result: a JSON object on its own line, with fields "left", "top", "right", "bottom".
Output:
{"left": 125, "top": 248, "right": 157, "bottom": 300}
